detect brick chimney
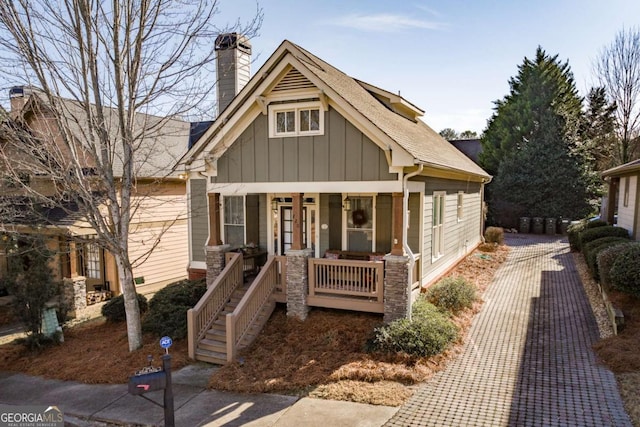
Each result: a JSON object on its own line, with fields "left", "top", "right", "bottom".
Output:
{"left": 214, "top": 33, "right": 252, "bottom": 116}
{"left": 8, "top": 86, "right": 32, "bottom": 118}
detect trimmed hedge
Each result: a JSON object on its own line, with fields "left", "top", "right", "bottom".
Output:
{"left": 424, "top": 276, "right": 477, "bottom": 314}
{"left": 586, "top": 219, "right": 608, "bottom": 229}
{"left": 567, "top": 220, "right": 588, "bottom": 251}
{"left": 484, "top": 227, "right": 504, "bottom": 245}
{"left": 370, "top": 297, "right": 458, "bottom": 357}
{"left": 597, "top": 242, "right": 640, "bottom": 289}
{"left": 579, "top": 226, "right": 629, "bottom": 249}
{"left": 583, "top": 237, "right": 630, "bottom": 279}
{"left": 142, "top": 279, "right": 206, "bottom": 339}
{"left": 610, "top": 245, "right": 640, "bottom": 297}
{"left": 102, "top": 293, "right": 148, "bottom": 322}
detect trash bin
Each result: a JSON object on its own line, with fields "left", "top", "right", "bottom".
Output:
{"left": 519, "top": 217, "right": 531, "bottom": 234}
{"left": 560, "top": 219, "right": 570, "bottom": 235}
{"left": 532, "top": 217, "right": 544, "bottom": 234}
{"left": 545, "top": 218, "right": 556, "bottom": 235}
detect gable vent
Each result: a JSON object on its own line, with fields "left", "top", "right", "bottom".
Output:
{"left": 272, "top": 68, "right": 315, "bottom": 92}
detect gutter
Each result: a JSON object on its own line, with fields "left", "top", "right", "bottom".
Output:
{"left": 402, "top": 164, "right": 423, "bottom": 321}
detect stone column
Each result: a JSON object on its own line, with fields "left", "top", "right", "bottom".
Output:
{"left": 383, "top": 254, "right": 411, "bottom": 323}
{"left": 62, "top": 276, "right": 87, "bottom": 318}
{"left": 286, "top": 248, "right": 313, "bottom": 320}
{"left": 205, "top": 244, "right": 231, "bottom": 287}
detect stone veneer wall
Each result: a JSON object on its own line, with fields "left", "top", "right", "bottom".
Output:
{"left": 285, "top": 249, "right": 313, "bottom": 320}
{"left": 205, "top": 244, "right": 230, "bottom": 287}
{"left": 62, "top": 276, "right": 87, "bottom": 317}
{"left": 383, "top": 254, "right": 410, "bottom": 323}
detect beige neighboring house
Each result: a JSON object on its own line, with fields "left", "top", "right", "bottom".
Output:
{"left": 602, "top": 159, "right": 640, "bottom": 240}
{"left": 178, "top": 36, "right": 491, "bottom": 364}
{"left": 0, "top": 87, "right": 190, "bottom": 310}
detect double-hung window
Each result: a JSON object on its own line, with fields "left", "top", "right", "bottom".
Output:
{"left": 269, "top": 102, "right": 324, "bottom": 137}
{"left": 432, "top": 192, "right": 445, "bottom": 260}
{"left": 223, "top": 195, "right": 245, "bottom": 248}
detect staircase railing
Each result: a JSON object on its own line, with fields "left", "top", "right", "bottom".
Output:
{"left": 226, "top": 256, "right": 279, "bottom": 362}
{"left": 187, "top": 252, "right": 243, "bottom": 359}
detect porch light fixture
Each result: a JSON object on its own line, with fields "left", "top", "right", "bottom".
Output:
{"left": 271, "top": 198, "right": 278, "bottom": 212}
{"left": 343, "top": 196, "right": 351, "bottom": 211}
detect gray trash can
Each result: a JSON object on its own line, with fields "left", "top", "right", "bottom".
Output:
{"left": 519, "top": 217, "right": 531, "bottom": 234}
{"left": 560, "top": 219, "right": 570, "bottom": 235}
{"left": 532, "top": 217, "right": 544, "bottom": 234}
{"left": 545, "top": 218, "right": 556, "bottom": 235}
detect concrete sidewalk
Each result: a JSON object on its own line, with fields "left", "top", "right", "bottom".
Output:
{"left": 0, "top": 364, "right": 397, "bottom": 426}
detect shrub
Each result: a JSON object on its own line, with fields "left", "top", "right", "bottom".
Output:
{"left": 610, "top": 245, "right": 640, "bottom": 297}
{"left": 101, "top": 293, "right": 148, "bottom": 322}
{"left": 567, "top": 220, "right": 587, "bottom": 251}
{"left": 142, "top": 279, "right": 206, "bottom": 339}
{"left": 598, "top": 242, "right": 640, "bottom": 289}
{"left": 586, "top": 219, "right": 608, "bottom": 229}
{"left": 579, "top": 226, "right": 629, "bottom": 249}
{"left": 583, "top": 237, "right": 630, "bottom": 279}
{"left": 370, "top": 299, "right": 458, "bottom": 357}
{"left": 424, "top": 276, "right": 477, "bottom": 314}
{"left": 484, "top": 227, "right": 504, "bottom": 245}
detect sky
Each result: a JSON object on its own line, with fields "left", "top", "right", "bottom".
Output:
{"left": 214, "top": 0, "right": 640, "bottom": 135}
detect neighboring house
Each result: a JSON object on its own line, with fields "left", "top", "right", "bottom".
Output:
{"left": 0, "top": 87, "right": 190, "bottom": 311}
{"left": 449, "top": 138, "right": 482, "bottom": 164}
{"left": 602, "top": 159, "right": 640, "bottom": 240}
{"left": 178, "top": 36, "right": 491, "bottom": 363}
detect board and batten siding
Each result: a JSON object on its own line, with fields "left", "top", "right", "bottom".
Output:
{"left": 417, "top": 177, "right": 483, "bottom": 286}
{"left": 618, "top": 175, "right": 639, "bottom": 240}
{"left": 189, "top": 179, "right": 208, "bottom": 263}
{"left": 211, "top": 107, "right": 396, "bottom": 184}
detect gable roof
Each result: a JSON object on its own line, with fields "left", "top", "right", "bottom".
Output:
{"left": 180, "top": 40, "right": 489, "bottom": 180}
{"left": 602, "top": 159, "right": 640, "bottom": 178}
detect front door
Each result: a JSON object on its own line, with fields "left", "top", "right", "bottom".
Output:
{"left": 280, "top": 206, "right": 307, "bottom": 254}
{"left": 78, "top": 242, "right": 105, "bottom": 290}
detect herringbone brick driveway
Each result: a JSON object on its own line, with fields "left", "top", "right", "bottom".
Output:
{"left": 385, "top": 234, "right": 631, "bottom": 427}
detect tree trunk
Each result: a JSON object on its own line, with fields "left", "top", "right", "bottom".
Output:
{"left": 115, "top": 254, "right": 143, "bottom": 351}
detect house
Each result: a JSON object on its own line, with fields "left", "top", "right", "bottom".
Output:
{"left": 178, "top": 36, "right": 491, "bottom": 363}
{"left": 602, "top": 159, "right": 640, "bottom": 240}
{"left": 449, "top": 138, "right": 482, "bottom": 164}
{"left": 0, "top": 87, "right": 190, "bottom": 313}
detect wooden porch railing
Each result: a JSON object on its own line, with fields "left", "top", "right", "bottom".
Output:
{"left": 187, "top": 252, "right": 243, "bottom": 359}
{"left": 412, "top": 253, "right": 421, "bottom": 291}
{"left": 225, "top": 256, "right": 279, "bottom": 362}
{"left": 308, "top": 258, "right": 384, "bottom": 313}
{"left": 273, "top": 256, "right": 287, "bottom": 301}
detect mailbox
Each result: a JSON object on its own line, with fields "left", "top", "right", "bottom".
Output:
{"left": 128, "top": 371, "right": 166, "bottom": 395}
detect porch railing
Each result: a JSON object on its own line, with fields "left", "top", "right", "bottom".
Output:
{"left": 187, "top": 252, "right": 243, "bottom": 359}
{"left": 225, "top": 256, "right": 279, "bottom": 362}
{"left": 308, "top": 258, "right": 384, "bottom": 313}
{"left": 273, "top": 256, "right": 287, "bottom": 301}
{"left": 412, "top": 253, "right": 421, "bottom": 291}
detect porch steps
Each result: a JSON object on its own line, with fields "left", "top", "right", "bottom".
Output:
{"left": 194, "top": 287, "right": 272, "bottom": 365}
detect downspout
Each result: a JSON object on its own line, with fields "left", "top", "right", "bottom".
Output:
{"left": 403, "top": 164, "right": 424, "bottom": 320}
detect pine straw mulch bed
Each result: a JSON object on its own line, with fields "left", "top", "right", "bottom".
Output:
{"left": 209, "top": 243, "right": 510, "bottom": 406}
{"left": 0, "top": 318, "right": 191, "bottom": 384}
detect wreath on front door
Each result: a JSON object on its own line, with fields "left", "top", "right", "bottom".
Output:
{"left": 352, "top": 209, "right": 368, "bottom": 227}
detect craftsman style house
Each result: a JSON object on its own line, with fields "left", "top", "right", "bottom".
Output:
{"left": 602, "top": 159, "right": 640, "bottom": 240}
{"left": 180, "top": 36, "right": 491, "bottom": 363}
{"left": 0, "top": 88, "right": 190, "bottom": 311}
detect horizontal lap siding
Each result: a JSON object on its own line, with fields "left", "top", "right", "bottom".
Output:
{"left": 212, "top": 108, "right": 397, "bottom": 183}
{"left": 419, "top": 177, "right": 482, "bottom": 286}
{"left": 190, "top": 179, "right": 208, "bottom": 263}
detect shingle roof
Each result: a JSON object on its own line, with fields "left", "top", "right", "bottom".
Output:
{"left": 602, "top": 159, "right": 640, "bottom": 177}
{"left": 287, "top": 42, "right": 489, "bottom": 178}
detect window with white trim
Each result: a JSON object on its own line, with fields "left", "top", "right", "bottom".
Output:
{"left": 223, "top": 195, "right": 245, "bottom": 247}
{"left": 432, "top": 192, "right": 445, "bottom": 260}
{"left": 624, "top": 177, "right": 630, "bottom": 207}
{"left": 269, "top": 101, "right": 324, "bottom": 137}
{"left": 457, "top": 191, "right": 464, "bottom": 221}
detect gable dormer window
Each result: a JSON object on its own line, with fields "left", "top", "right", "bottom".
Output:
{"left": 269, "top": 101, "right": 324, "bottom": 138}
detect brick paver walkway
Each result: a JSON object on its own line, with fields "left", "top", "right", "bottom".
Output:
{"left": 385, "top": 234, "right": 632, "bottom": 427}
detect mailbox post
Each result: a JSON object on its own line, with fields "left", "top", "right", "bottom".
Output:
{"left": 128, "top": 336, "right": 175, "bottom": 427}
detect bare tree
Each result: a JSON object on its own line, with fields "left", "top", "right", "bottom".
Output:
{"left": 594, "top": 27, "right": 640, "bottom": 164}
{"left": 0, "top": 1, "right": 262, "bottom": 351}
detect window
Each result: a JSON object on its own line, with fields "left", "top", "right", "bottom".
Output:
{"left": 457, "top": 191, "right": 464, "bottom": 221}
{"left": 432, "top": 192, "right": 445, "bottom": 260}
{"left": 269, "top": 102, "right": 324, "bottom": 137}
{"left": 223, "top": 195, "right": 245, "bottom": 247}
{"left": 623, "top": 177, "right": 630, "bottom": 207}
{"left": 346, "top": 196, "right": 374, "bottom": 252}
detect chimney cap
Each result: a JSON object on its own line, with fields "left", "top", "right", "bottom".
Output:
{"left": 215, "top": 33, "right": 251, "bottom": 55}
